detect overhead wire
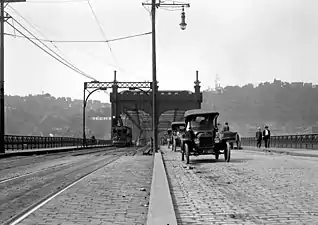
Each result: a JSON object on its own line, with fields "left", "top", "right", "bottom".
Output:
{"left": 7, "top": 1, "right": 152, "bottom": 83}
{"left": 8, "top": 5, "right": 151, "bottom": 81}
{"left": 4, "top": 31, "right": 152, "bottom": 43}
{"left": 86, "top": 0, "right": 121, "bottom": 70}
{"left": 6, "top": 15, "right": 97, "bottom": 81}
{"left": 25, "top": 0, "right": 87, "bottom": 3}
{"left": 7, "top": 5, "right": 92, "bottom": 80}
{"left": 85, "top": 1, "right": 144, "bottom": 82}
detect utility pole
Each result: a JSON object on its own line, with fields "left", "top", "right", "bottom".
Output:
{"left": 142, "top": 0, "right": 190, "bottom": 154}
{"left": 0, "top": 0, "right": 26, "bottom": 153}
{"left": 151, "top": 0, "right": 157, "bottom": 154}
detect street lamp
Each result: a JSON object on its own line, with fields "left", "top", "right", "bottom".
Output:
{"left": 83, "top": 85, "right": 107, "bottom": 146}
{"left": 180, "top": 6, "right": 187, "bottom": 30}
{"left": 142, "top": 0, "right": 190, "bottom": 155}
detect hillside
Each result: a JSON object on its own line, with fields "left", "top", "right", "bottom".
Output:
{"left": 202, "top": 79, "right": 318, "bottom": 136}
{"left": 5, "top": 93, "right": 111, "bottom": 139}
{"left": 5, "top": 80, "right": 318, "bottom": 138}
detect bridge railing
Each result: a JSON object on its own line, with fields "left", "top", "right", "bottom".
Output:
{"left": 4, "top": 135, "right": 112, "bottom": 151}
{"left": 241, "top": 134, "right": 318, "bottom": 150}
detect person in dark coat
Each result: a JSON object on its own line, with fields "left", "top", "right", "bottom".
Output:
{"left": 262, "top": 125, "right": 271, "bottom": 148}
{"left": 255, "top": 127, "right": 262, "bottom": 148}
{"left": 223, "top": 122, "right": 230, "bottom": 132}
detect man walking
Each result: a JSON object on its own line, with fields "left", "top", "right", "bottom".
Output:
{"left": 262, "top": 125, "right": 271, "bottom": 148}
{"left": 255, "top": 127, "right": 262, "bottom": 148}
{"left": 223, "top": 122, "right": 230, "bottom": 132}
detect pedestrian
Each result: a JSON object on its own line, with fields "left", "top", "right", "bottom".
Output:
{"left": 255, "top": 127, "right": 262, "bottom": 148}
{"left": 167, "top": 129, "right": 172, "bottom": 149}
{"left": 262, "top": 125, "right": 271, "bottom": 148}
{"left": 223, "top": 122, "right": 230, "bottom": 132}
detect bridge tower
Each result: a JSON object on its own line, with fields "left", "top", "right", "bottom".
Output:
{"left": 84, "top": 70, "right": 203, "bottom": 144}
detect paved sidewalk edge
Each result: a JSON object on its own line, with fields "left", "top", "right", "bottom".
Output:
{"left": 147, "top": 151, "right": 178, "bottom": 225}
{"left": 0, "top": 145, "right": 111, "bottom": 159}
{"left": 242, "top": 146, "right": 318, "bottom": 158}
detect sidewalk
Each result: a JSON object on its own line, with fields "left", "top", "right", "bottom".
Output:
{"left": 242, "top": 145, "right": 318, "bottom": 158}
{"left": 0, "top": 145, "right": 111, "bottom": 159}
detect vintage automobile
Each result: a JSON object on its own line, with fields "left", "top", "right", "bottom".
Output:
{"left": 181, "top": 109, "right": 231, "bottom": 164}
{"left": 171, "top": 121, "right": 186, "bottom": 152}
{"left": 112, "top": 126, "right": 133, "bottom": 147}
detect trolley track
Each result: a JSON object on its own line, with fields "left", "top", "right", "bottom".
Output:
{"left": 0, "top": 147, "right": 141, "bottom": 224}
{"left": 0, "top": 146, "right": 116, "bottom": 182}
{"left": 0, "top": 146, "right": 113, "bottom": 170}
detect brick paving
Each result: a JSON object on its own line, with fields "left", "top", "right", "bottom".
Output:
{"left": 19, "top": 154, "right": 153, "bottom": 225}
{"left": 162, "top": 147, "right": 318, "bottom": 225}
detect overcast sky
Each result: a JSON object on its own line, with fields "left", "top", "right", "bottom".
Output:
{"left": 5, "top": 0, "right": 318, "bottom": 102}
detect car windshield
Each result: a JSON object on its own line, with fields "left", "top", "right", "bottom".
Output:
{"left": 188, "top": 115, "right": 214, "bottom": 130}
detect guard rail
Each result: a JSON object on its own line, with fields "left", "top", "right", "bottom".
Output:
{"left": 241, "top": 133, "right": 318, "bottom": 150}
{"left": 4, "top": 135, "right": 112, "bottom": 151}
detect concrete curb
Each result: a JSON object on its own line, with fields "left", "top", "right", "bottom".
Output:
{"left": 147, "top": 151, "right": 177, "bottom": 225}
{"left": 0, "top": 145, "right": 112, "bottom": 159}
{"left": 242, "top": 146, "right": 318, "bottom": 158}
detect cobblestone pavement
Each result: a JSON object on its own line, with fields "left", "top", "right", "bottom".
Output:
{"left": 162, "top": 147, "right": 318, "bottom": 225}
{"left": 19, "top": 154, "right": 153, "bottom": 225}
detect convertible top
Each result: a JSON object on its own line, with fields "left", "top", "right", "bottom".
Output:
{"left": 184, "top": 109, "right": 219, "bottom": 118}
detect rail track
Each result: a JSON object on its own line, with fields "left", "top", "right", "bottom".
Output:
{"left": 0, "top": 146, "right": 145, "bottom": 224}
{"left": 0, "top": 146, "right": 117, "bottom": 181}
{"left": 0, "top": 145, "right": 114, "bottom": 169}
{"left": 0, "top": 147, "right": 119, "bottom": 186}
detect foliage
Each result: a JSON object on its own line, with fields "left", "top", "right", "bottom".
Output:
{"left": 5, "top": 93, "right": 111, "bottom": 139}
{"left": 202, "top": 79, "right": 318, "bottom": 136}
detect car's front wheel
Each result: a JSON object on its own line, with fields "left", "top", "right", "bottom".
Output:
{"left": 224, "top": 142, "right": 231, "bottom": 162}
{"left": 184, "top": 143, "right": 190, "bottom": 164}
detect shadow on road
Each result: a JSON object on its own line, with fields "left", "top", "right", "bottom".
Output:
{"left": 228, "top": 158, "right": 253, "bottom": 163}
{"left": 189, "top": 157, "right": 253, "bottom": 165}
{"left": 189, "top": 158, "right": 218, "bottom": 165}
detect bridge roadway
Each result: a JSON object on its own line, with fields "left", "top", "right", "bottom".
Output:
{"left": 162, "top": 146, "right": 318, "bottom": 224}
{"left": 0, "top": 145, "right": 317, "bottom": 224}
{"left": 0, "top": 146, "right": 153, "bottom": 225}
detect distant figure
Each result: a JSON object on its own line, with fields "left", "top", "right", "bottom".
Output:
{"left": 91, "top": 135, "right": 96, "bottom": 145}
{"left": 236, "top": 133, "right": 242, "bottom": 149}
{"left": 255, "top": 127, "right": 262, "bottom": 148}
{"left": 223, "top": 122, "right": 230, "bottom": 132}
{"left": 167, "top": 129, "right": 172, "bottom": 149}
{"left": 262, "top": 126, "right": 271, "bottom": 148}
